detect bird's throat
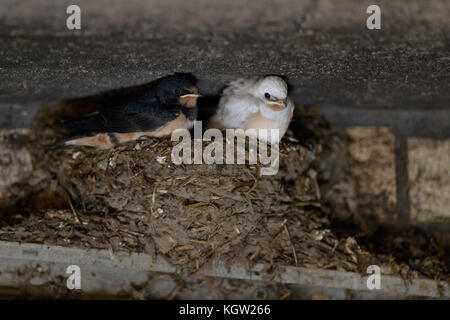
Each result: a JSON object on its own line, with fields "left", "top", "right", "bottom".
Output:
{"left": 179, "top": 95, "right": 199, "bottom": 108}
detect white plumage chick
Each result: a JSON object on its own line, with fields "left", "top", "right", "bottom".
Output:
{"left": 209, "top": 76, "right": 294, "bottom": 144}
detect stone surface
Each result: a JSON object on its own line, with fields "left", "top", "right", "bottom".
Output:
{"left": 321, "top": 127, "right": 397, "bottom": 230}
{"left": 0, "top": 0, "right": 448, "bottom": 112}
{"left": 345, "top": 127, "right": 397, "bottom": 224}
{"left": 408, "top": 138, "right": 450, "bottom": 222}
{"left": 347, "top": 127, "right": 397, "bottom": 208}
{"left": 0, "top": 129, "right": 32, "bottom": 198}
{"left": 0, "top": 0, "right": 448, "bottom": 229}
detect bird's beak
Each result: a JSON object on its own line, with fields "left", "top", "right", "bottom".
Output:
{"left": 267, "top": 99, "right": 287, "bottom": 110}
{"left": 180, "top": 93, "right": 202, "bottom": 98}
{"left": 179, "top": 92, "right": 201, "bottom": 108}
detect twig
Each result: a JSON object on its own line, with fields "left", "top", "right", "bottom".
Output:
{"left": 249, "top": 248, "right": 260, "bottom": 261}
{"left": 180, "top": 172, "right": 200, "bottom": 187}
{"left": 175, "top": 244, "right": 194, "bottom": 251}
{"left": 160, "top": 253, "right": 174, "bottom": 266}
{"left": 184, "top": 201, "right": 208, "bottom": 208}
{"left": 232, "top": 180, "right": 252, "bottom": 193}
{"left": 294, "top": 201, "right": 321, "bottom": 208}
{"left": 151, "top": 240, "right": 157, "bottom": 263}
{"left": 190, "top": 239, "right": 207, "bottom": 244}
{"left": 284, "top": 224, "right": 299, "bottom": 266}
{"left": 279, "top": 290, "right": 291, "bottom": 300}
{"left": 271, "top": 227, "right": 285, "bottom": 244}
{"left": 119, "top": 227, "right": 145, "bottom": 237}
{"left": 67, "top": 197, "right": 82, "bottom": 225}
{"left": 108, "top": 244, "right": 115, "bottom": 260}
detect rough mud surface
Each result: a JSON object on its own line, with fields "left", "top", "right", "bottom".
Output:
{"left": 0, "top": 103, "right": 448, "bottom": 285}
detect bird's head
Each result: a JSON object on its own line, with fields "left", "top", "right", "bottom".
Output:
{"left": 157, "top": 74, "right": 201, "bottom": 107}
{"left": 252, "top": 76, "right": 288, "bottom": 111}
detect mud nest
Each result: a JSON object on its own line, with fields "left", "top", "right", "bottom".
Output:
{"left": 0, "top": 102, "right": 448, "bottom": 283}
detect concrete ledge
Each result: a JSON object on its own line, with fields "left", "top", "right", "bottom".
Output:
{"left": 0, "top": 241, "right": 448, "bottom": 299}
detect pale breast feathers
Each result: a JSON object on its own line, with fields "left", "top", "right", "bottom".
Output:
{"left": 215, "top": 93, "right": 261, "bottom": 128}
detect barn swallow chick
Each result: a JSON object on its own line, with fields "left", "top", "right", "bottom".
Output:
{"left": 209, "top": 76, "right": 294, "bottom": 144}
{"left": 55, "top": 74, "right": 200, "bottom": 149}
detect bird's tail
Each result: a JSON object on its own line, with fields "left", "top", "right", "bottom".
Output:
{"left": 60, "top": 112, "right": 103, "bottom": 133}
{"left": 47, "top": 140, "right": 70, "bottom": 150}
{"left": 48, "top": 112, "right": 118, "bottom": 149}
{"left": 47, "top": 133, "right": 117, "bottom": 150}
{"left": 46, "top": 135, "right": 87, "bottom": 150}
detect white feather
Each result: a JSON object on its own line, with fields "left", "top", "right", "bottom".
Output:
{"left": 209, "top": 76, "right": 294, "bottom": 144}
{"left": 209, "top": 78, "right": 261, "bottom": 129}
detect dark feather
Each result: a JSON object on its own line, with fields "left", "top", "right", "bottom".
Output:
{"left": 59, "top": 73, "right": 198, "bottom": 138}
{"left": 62, "top": 101, "right": 181, "bottom": 134}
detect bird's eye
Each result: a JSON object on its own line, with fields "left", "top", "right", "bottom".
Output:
{"left": 264, "top": 93, "right": 271, "bottom": 99}
{"left": 175, "top": 89, "right": 182, "bottom": 95}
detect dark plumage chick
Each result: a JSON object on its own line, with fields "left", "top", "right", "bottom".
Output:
{"left": 55, "top": 74, "right": 200, "bottom": 149}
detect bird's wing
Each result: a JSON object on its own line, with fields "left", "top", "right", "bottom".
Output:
{"left": 62, "top": 102, "right": 180, "bottom": 134}
{"left": 215, "top": 93, "right": 261, "bottom": 128}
